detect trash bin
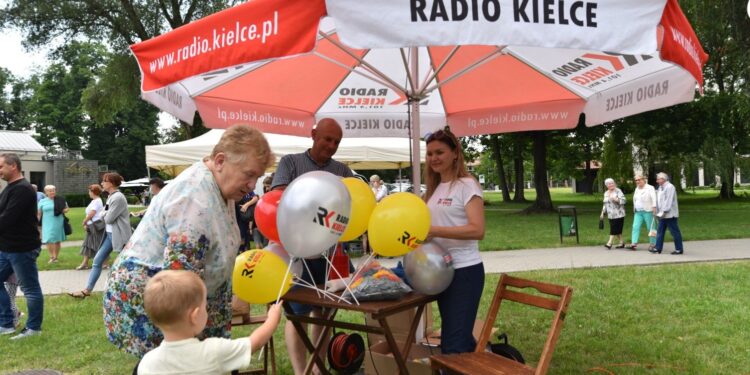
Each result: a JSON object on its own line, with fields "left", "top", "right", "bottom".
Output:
{"left": 557, "top": 205, "right": 579, "bottom": 244}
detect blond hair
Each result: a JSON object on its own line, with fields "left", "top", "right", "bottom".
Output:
{"left": 423, "top": 127, "right": 471, "bottom": 202}
{"left": 144, "top": 270, "right": 206, "bottom": 327}
{"left": 211, "top": 125, "right": 273, "bottom": 169}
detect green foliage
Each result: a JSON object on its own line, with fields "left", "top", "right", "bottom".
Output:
{"left": 27, "top": 41, "right": 106, "bottom": 151}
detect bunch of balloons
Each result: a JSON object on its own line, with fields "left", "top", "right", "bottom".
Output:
{"left": 233, "top": 171, "right": 436, "bottom": 303}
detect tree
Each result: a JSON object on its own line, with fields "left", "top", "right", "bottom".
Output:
{"left": 679, "top": 0, "right": 750, "bottom": 198}
{"left": 27, "top": 42, "right": 106, "bottom": 151}
{"left": 525, "top": 132, "right": 553, "bottom": 212}
{"left": 0, "top": 68, "right": 33, "bottom": 131}
{"left": 511, "top": 134, "right": 527, "bottom": 202}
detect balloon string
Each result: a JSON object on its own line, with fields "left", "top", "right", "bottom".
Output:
{"left": 275, "top": 259, "right": 295, "bottom": 305}
{"left": 323, "top": 255, "right": 360, "bottom": 305}
{"left": 298, "top": 258, "right": 323, "bottom": 299}
{"left": 292, "top": 279, "right": 345, "bottom": 301}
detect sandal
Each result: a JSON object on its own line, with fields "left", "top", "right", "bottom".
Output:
{"left": 68, "top": 290, "right": 91, "bottom": 299}
{"left": 615, "top": 243, "right": 626, "bottom": 249}
{"left": 75, "top": 265, "right": 90, "bottom": 270}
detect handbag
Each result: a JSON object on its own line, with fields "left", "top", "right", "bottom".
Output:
{"left": 598, "top": 218, "right": 605, "bottom": 230}
{"left": 648, "top": 218, "right": 657, "bottom": 237}
{"left": 63, "top": 215, "right": 73, "bottom": 235}
{"left": 92, "top": 219, "right": 106, "bottom": 231}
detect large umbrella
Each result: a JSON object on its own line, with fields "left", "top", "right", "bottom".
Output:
{"left": 131, "top": 0, "right": 707, "bottom": 187}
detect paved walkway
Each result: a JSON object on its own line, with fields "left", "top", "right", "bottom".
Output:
{"left": 29, "top": 238, "right": 750, "bottom": 296}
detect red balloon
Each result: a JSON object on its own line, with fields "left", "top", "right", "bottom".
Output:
{"left": 254, "top": 190, "right": 282, "bottom": 243}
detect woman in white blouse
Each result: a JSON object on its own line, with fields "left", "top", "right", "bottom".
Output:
{"left": 629, "top": 175, "right": 657, "bottom": 251}
{"left": 600, "top": 178, "right": 626, "bottom": 249}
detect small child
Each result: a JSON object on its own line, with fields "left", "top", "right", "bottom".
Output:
{"left": 137, "top": 270, "right": 282, "bottom": 374}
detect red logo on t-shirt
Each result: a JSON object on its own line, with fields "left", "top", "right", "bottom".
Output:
{"left": 437, "top": 198, "right": 453, "bottom": 206}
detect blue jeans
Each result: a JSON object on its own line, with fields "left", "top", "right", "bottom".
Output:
{"left": 437, "top": 262, "right": 485, "bottom": 354}
{"left": 86, "top": 232, "right": 113, "bottom": 291}
{"left": 0, "top": 249, "right": 44, "bottom": 331}
{"left": 656, "top": 218, "right": 684, "bottom": 252}
{"left": 631, "top": 211, "right": 656, "bottom": 245}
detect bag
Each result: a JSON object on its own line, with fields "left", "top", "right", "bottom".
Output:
{"left": 92, "top": 220, "right": 106, "bottom": 231}
{"left": 598, "top": 218, "right": 605, "bottom": 230}
{"left": 63, "top": 215, "right": 73, "bottom": 235}
{"left": 648, "top": 218, "right": 657, "bottom": 237}
{"left": 490, "top": 333, "right": 525, "bottom": 364}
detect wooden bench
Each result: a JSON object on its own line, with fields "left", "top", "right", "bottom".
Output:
{"left": 431, "top": 274, "right": 573, "bottom": 375}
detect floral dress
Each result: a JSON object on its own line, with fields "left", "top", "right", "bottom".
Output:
{"left": 103, "top": 162, "right": 240, "bottom": 357}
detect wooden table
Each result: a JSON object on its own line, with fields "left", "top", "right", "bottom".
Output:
{"left": 282, "top": 287, "right": 437, "bottom": 375}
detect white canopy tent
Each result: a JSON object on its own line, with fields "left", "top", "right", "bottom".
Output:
{"left": 146, "top": 129, "right": 426, "bottom": 176}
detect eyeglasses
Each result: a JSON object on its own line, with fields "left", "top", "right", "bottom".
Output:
{"left": 424, "top": 126, "right": 456, "bottom": 148}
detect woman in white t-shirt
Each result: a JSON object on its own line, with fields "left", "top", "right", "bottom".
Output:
{"left": 423, "top": 126, "right": 485, "bottom": 354}
{"left": 77, "top": 184, "right": 105, "bottom": 270}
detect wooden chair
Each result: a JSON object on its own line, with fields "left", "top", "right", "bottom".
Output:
{"left": 231, "top": 305, "right": 277, "bottom": 375}
{"left": 430, "top": 274, "right": 573, "bottom": 375}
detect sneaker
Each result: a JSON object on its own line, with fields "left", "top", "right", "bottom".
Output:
{"left": 10, "top": 327, "right": 41, "bottom": 340}
{"left": 0, "top": 326, "right": 15, "bottom": 335}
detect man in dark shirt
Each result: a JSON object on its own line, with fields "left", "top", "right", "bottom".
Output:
{"left": 0, "top": 153, "right": 44, "bottom": 339}
{"left": 272, "top": 118, "right": 353, "bottom": 374}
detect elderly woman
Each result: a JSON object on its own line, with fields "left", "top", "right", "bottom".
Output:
{"left": 37, "top": 185, "right": 68, "bottom": 263}
{"left": 629, "top": 175, "right": 657, "bottom": 251}
{"left": 77, "top": 184, "right": 105, "bottom": 270}
{"left": 69, "top": 173, "right": 131, "bottom": 298}
{"left": 102, "top": 125, "right": 273, "bottom": 357}
{"left": 424, "top": 127, "right": 485, "bottom": 354}
{"left": 369, "top": 174, "right": 388, "bottom": 202}
{"left": 600, "top": 178, "right": 627, "bottom": 249}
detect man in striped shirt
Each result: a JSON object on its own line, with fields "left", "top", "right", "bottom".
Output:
{"left": 272, "top": 118, "right": 352, "bottom": 375}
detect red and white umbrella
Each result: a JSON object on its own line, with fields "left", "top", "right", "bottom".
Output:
{"left": 131, "top": 0, "right": 707, "bottom": 186}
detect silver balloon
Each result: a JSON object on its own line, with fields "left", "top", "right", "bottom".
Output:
{"left": 265, "top": 241, "right": 303, "bottom": 276}
{"left": 403, "top": 241, "right": 455, "bottom": 295}
{"left": 277, "top": 171, "right": 352, "bottom": 258}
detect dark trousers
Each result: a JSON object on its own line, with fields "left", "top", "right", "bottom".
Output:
{"left": 656, "top": 217, "right": 684, "bottom": 251}
{"left": 437, "top": 262, "right": 485, "bottom": 354}
{"left": 0, "top": 249, "right": 43, "bottom": 331}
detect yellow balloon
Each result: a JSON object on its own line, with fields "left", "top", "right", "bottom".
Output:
{"left": 368, "top": 193, "right": 430, "bottom": 257}
{"left": 339, "top": 178, "right": 376, "bottom": 242}
{"left": 232, "top": 249, "right": 293, "bottom": 304}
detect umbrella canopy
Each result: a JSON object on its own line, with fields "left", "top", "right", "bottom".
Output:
{"left": 131, "top": 0, "right": 707, "bottom": 186}
{"left": 146, "top": 129, "right": 426, "bottom": 175}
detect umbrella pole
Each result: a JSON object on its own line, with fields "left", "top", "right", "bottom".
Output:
{"left": 409, "top": 47, "right": 422, "bottom": 191}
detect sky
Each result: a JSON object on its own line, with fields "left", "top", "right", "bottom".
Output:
{"left": 0, "top": 30, "right": 49, "bottom": 78}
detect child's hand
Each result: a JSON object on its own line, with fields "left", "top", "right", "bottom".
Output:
{"left": 268, "top": 302, "right": 282, "bottom": 324}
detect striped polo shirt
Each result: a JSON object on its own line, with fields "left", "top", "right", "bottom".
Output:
{"left": 271, "top": 149, "right": 353, "bottom": 189}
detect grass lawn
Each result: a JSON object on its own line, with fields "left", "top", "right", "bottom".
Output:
{"left": 481, "top": 188, "right": 750, "bottom": 250}
{"left": 3, "top": 261, "right": 749, "bottom": 374}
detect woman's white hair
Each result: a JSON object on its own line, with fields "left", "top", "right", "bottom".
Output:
{"left": 604, "top": 178, "right": 615, "bottom": 186}
{"left": 657, "top": 172, "right": 669, "bottom": 181}
{"left": 44, "top": 185, "right": 56, "bottom": 192}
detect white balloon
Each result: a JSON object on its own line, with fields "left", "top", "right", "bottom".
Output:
{"left": 277, "top": 171, "right": 352, "bottom": 258}
{"left": 403, "top": 241, "right": 455, "bottom": 295}
{"left": 265, "top": 241, "right": 302, "bottom": 276}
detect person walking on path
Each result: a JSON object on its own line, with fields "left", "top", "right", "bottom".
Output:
{"left": 651, "top": 172, "right": 684, "bottom": 255}
{"left": 628, "top": 175, "right": 657, "bottom": 251}
{"left": 0, "top": 153, "right": 44, "bottom": 340}
{"left": 272, "top": 118, "right": 353, "bottom": 375}
{"left": 600, "top": 178, "right": 627, "bottom": 249}
{"left": 37, "top": 185, "right": 68, "bottom": 263}
{"left": 69, "top": 172, "right": 132, "bottom": 298}
{"left": 77, "top": 184, "right": 105, "bottom": 270}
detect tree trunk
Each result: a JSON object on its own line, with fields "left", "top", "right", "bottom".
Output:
{"left": 490, "top": 135, "right": 511, "bottom": 202}
{"left": 512, "top": 137, "right": 526, "bottom": 202}
{"left": 581, "top": 158, "right": 594, "bottom": 194}
{"left": 526, "top": 132, "right": 554, "bottom": 212}
{"left": 719, "top": 166, "right": 736, "bottom": 199}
